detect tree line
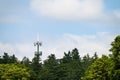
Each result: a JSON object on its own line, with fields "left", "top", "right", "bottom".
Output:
{"left": 0, "top": 35, "right": 120, "bottom": 80}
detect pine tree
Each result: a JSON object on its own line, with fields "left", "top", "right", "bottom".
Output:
{"left": 31, "top": 52, "right": 42, "bottom": 78}
{"left": 21, "top": 56, "right": 31, "bottom": 67}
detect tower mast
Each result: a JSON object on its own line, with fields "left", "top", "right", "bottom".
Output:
{"left": 34, "top": 34, "right": 42, "bottom": 55}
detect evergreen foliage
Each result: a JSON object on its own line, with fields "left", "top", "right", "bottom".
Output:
{"left": 0, "top": 35, "right": 119, "bottom": 80}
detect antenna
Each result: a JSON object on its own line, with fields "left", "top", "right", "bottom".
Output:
{"left": 34, "top": 33, "right": 42, "bottom": 55}
{"left": 37, "top": 33, "right": 40, "bottom": 41}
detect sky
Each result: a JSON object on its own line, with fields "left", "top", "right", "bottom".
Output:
{"left": 0, "top": 0, "right": 120, "bottom": 60}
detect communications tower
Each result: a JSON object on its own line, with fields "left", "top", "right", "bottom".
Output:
{"left": 34, "top": 34, "right": 42, "bottom": 55}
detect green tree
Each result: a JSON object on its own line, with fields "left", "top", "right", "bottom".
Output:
{"left": 71, "top": 48, "right": 80, "bottom": 60}
{"left": 21, "top": 56, "right": 31, "bottom": 67}
{"left": 61, "top": 51, "right": 72, "bottom": 64}
{"left": 110, "top": 35, "right": 120, "bottom": 69}
{"left": 0, "top": 56, "right": 2, "bottom": 64}
{"left": 83, "top": 35, "right": 120, "bottom": 80}
{"left": 39, "top": 67, "right": 55, "bottom": 80}
{"left": 59, "top": 48, "right": 83, "bottom": 80}
{"left": 31, "top": 52, "right": 42, "bottom": 78}
{"left": 55, "top": 63, "right": 70, "bottom": 80}
{"left": 81, "top": 54, "right": 94, "bottom": 77}
{"left": 0, "top": 63, "right": 31, "bottom": 80}
{"left": 39, "top": 54, "right": 58, "bottom": 80}
{"left": 92, "top": 52, "right": 98, "bottom": 60}
{"left": 0, "top": 53, "right": 18, "bottom": 64}
{"left": 109, "top": 35, "right": 120, "bottom": 79}
{"left": 70, "top": 48, "right": 82, "bottom": 79}
{"left": 9, "top": 54, "right": 18, "bottom": 63}
{"left": 2, "top": 52, "right": 10, "bottom": 64}
{"left": 44, "top": 54, "right": 58, "bottom": 69}
{"left": 83, "top": 55, "right": 113, "bottom": 80}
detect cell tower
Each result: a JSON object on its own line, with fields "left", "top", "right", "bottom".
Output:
{"left": 34, "top": 34, "right": 42, "bottom": 55}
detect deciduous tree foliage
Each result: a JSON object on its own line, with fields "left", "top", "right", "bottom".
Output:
{"left": 0, "top": 63, "right": 31, "bottom": 80}
{"left": 83, "top": 55, "right": 113, "bottom": 80}
{"left": 109, "top": 35, "right": 120, "bottom": 79}
{"left": 83, "top": 35, "right": 120, "bottom": 80}
{"left": 0, "top": 48, "right": 96, "bottom": 80}
{"left": 110, "top": 36, "right": 120, "bottom": 68}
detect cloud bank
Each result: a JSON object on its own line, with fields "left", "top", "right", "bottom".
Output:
{"left": 31, "top": 0, "right": 103, "bottom": 20}
{"left": 31, "top": 0, "right": 120, "bottom": 26}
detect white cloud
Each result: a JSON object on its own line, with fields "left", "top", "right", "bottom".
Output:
{"left": 0, "top": 32, "right": 116, "bottom": 61}
{"left": 51, "top": 32, "right": 115, "bottom": 58}
{"left": 31, "top": 0, "right": 104, "bottom": 20}
{"left": 30, "top": 0, "right": 120, "bottom": 26}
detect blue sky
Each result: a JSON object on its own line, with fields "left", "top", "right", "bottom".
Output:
{"left": 0, "top": 0, "right": 120, "bottom": 60}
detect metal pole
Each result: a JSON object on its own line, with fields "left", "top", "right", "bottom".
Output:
{"left": 34, "top": 41, "right": 42, "bottom": 54}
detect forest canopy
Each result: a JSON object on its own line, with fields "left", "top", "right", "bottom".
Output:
{"left": 0, "top": 35, "right": 120, "bottom": 80}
